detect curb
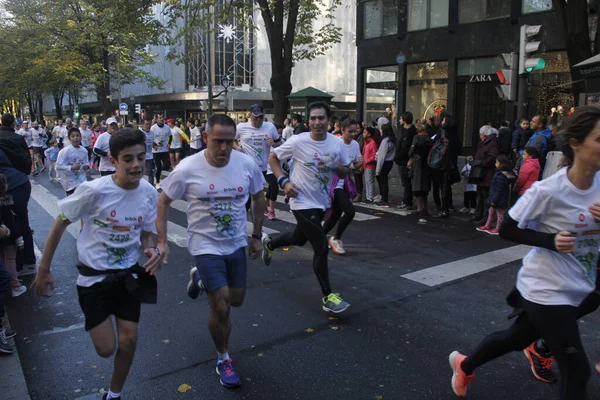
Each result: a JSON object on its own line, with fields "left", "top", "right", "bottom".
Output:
{"left": 0, "top": 316, "right": 31, "bottom": 400}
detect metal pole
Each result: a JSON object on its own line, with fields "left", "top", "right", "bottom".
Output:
{"left": 118, "top": 52, "right": 124, "bottom": 125}
{"left": 517, "top": 75, "right": 527, "bottom": 119}
{"left": 206, "top": 8, "right": 214, "bottom": 116}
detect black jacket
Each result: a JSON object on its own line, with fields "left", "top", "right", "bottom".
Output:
{"left": 0, "top": 126, "right": 31, "bottom": 175}
{"left": 0, "top": 194, "right": 21, "bottom": 246}
{"left": 511, "top": 127, "right": 533, "bottom": 152}
{"left": 395, "top": 125, "right": 416, "bottom": 166}
{"left": 488, "top": 170, "right": 515, "bottom": 209}
{"left": 497, "top": 127, "right": 512, "bottom": 155}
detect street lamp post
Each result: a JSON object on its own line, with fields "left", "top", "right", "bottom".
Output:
{"left": 215, "top": 75, "right": 233, "bottom": 115}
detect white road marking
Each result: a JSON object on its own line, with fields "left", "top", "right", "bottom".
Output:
{"left": 38, "top": 323, "right": 85, "bottom": 336}
{"left": 401, "top": 245, "right": 530, "bottom": 287}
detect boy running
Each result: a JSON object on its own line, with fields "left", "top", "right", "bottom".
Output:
{"left": 56, "top": 127, "right": 90, "bottom": 196}
{"left": 32, "top": 128, "right": 162, "bottom": 400}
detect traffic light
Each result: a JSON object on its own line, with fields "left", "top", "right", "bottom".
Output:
{"left": 135, "top": 103, "right": 141, "bottom": 114}
{"left": 519, "top": 25, "right": 546, "bottom": 74}
{"left": 495, "top": 53, "right": 518, "bottom": 101}
{"left": 74, "top": 105, "right": 80, "bottom": 118}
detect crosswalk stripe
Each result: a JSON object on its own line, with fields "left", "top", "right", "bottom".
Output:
{"left": 353, "top": 201, "right": 415, "bottom": 216}
{"left": 274, "top": 195, "right": 380, "bottom": 222}
{"left": 401, "top": 245, "right": 530, "bottom": 286}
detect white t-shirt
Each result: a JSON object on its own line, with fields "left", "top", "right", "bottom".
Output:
{"left": 59, "top": 127, "right": 71, "bottom": 148}
{"left": 236, "top": 122, "right": 279, "bottom": 171}
{"left": 274, "top": 132, "right": 350, "bottom": 211}
{"left": 58, "top": 176, "right": 158, "bottom": 287}
{"left": 56, "top": 146, "right": 90, "bottom": 192}
{"left": 151, "top": 124, "right": 171, "bottom": 153}
{"left": 31, "top": 128, "right": 46, "bottom": 148}
{"left": 282, "top": 126, "right": 294, "bottom": 141}
{"left": 190, "top": 126, "right": 202, "bottom": 149}
{"left": 160, "top": 150, "right": 265, "bottom": 256}
{"left": 510, "top": 168, "right": 600, "bottom": 307}
{"left": 93, "top": 132, "right": 115, "bottom": 172}
{"left": 170, "top": 126, "right": 183, "bottom": 149}
{"left": 336, "top": 139, "right": 361, "bottom": 189}
{"left": 51, "top": 125, "right": 63, "bottom": 138}
{"left": 140, "top": 128, "right": 154, "bottom": 160}
{"left": 18, "top": 128, "right": 32, "bottom": 147}
{"left": 79, "top": 128, "right": 94, "bottom": 148}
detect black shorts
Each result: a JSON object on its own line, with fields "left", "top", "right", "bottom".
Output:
{"left": 100, "top": 170, "right": 116, "bottom": 176}
{"left": 33, "top": 147, "right": 44, "bottom": 155}
{"left": 169, "top": 148, "right": 182, "bottom": 154}
{"left": 77, "top": 281, "right": 141, "bottom": 331}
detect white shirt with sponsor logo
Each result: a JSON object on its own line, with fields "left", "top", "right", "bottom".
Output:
{"left": 59, "top": 127, "right": 71, "bottom": 148}
{"left": 190, "top": 126, "right": 202, "bottom": 149}
{"left": 151, "top": 123, "right": 171, "bottom": 153}
{"left": 274, "top": 132, "right": 350, "bottom": 211}
{"left": 170, "top": 126, "right": 183, "bottom": 149}
{"left": 58, "top": 176, "right": 158, "bottom": 287}
{"left": 160, "top": 150, "right": 265, "bottom": 256}
{"left": 140, "top": 128, "right": 154, "bottom": 160}
{"left": 510, "top": 167, "right": 600, "bottom": 307}
{"left": 31, "top": 128, "right": 46, "bottom": 148}
{"left": 336, "top": 138, "right": 361, "bottom": 190}
{"left": 236, "top": 122, "right": 279, "bottom": 171}
{"left": 56, "top": 146, "right": 90, "bottom": 192}
{"left": 93, "top": 132, "right": 115, "bottom": 172}
{"left": 18, "top": 128, "right": 32, "bottom": 147}
{"left": 79, "top": 128, "right": 94, "bottom": 148}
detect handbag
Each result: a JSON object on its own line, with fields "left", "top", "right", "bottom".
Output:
{"left": 468, "top": 160, "right": 486, "bottom": 182}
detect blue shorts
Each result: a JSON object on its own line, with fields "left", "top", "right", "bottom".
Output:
{"left": 194, "top": 247, "right": 247, "bottom": 292}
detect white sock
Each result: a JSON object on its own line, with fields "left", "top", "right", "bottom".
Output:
{"left": 218, "top": 352, "right": 230, "bottom": 362}
{"left": 107, "top": 390, "right": 121, "bottom": 399}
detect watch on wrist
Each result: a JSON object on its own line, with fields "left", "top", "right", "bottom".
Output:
{"left": 251, "top": 233, "right": 262, "bottom": 240}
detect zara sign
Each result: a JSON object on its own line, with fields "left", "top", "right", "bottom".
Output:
{"left": 469, "top": 74, "right": 493, "bottom": 82}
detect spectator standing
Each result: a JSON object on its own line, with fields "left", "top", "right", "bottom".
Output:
{"left": 459, "top": 157, "right": 477, "bottom": 214}
{"left": 513, "top": 146, "right": 541, "bottom": 199}
{"left": 408, "top": 123, "right": 432, "bottom": 224}
{"left": 362, "top": 127, "right": 378, "bottom": 203}
{"left": 477, "top": 155, "right": 515, "bottom": 235}
{"left": 432, "top": 115, "right": 461, "bottom": 219}
{"left": 0, "top": 173, "right": 25, "bottom": 297}
{"left": 470, "top": 125, "right": 499, "bottom": 224}
{"left": 497, "top": 120, "right": 512, "bottom": 156}
{"left": 395, "top": 112, "right": 416, "bottom": 210}
{"left": 375, "top": 124, "right": 396, "bottom": 207}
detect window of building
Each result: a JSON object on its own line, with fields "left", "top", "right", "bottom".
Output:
{"left": 408, "top": 0, "right": 449, "bottom": 31}
{"left": 522, "top": 0, "right": 552, "bottom": 13}
{"left": 364, "top": 66, "right": 398, "bottom": 124}
{"left": 406, "top": 62, "right": 448, "bottom": 123}
{"left": 459, "top": 0, "right": 510, "bottom": 24}
{"left": 363, "top": 0, "right": 398, "bottom": 39}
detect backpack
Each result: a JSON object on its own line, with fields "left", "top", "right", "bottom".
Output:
{"left": 427, "top": 133, "right": 450, "bottom": 171}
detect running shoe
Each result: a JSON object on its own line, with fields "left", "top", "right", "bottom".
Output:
{"left": 476, "top": 225, "right": 490, "bottom": 233}
{"left": 3, "top": 328, "right": 16, "bottom": 339}
{"left": 328, "top": 237, "right": 346, "bottom": 255}
{"left": 322, "top": 293, "right": 350, "bottom": 313}
{"left": 449, "top": 351, "right": 474, "bottom": 396}
{"left": 487, "top": 227, "right": 500, "bottom": 235}
{"left": 264, "top": 206, "right": 269, "bottom": 217}
{"left": 469, "top": 208, "right": 476, "bottom": 215}
{"left": 523, "top": 342, "right": 557, "bottom": 383}
{"left": 376, "top": 202, "right": 389, "bottom": 208}
{"left": 102, "top": 394, "right": 121, "bottom": 400}
{"left": 261, "top": 234, "right": 274, "bottom": 266}
{"left": 155, "top": 182, "right": 161, "bottom": 190}
{"left": 216, "top": 359, "right": 241, "bottom": 388}
{"left": 418, "top": 218, "right": 427, "bottom": 224}
{"left": 458, "top": 207, "right": 470, "bottom": 213}
{"left": 32, "top": 171, "right": 39, "bottom": 176}
{"left": 40, "top": 166, "right": 46, "bottom": 172}
{"left": 0, "top": 330, "right": 13, "bottom": 354}
{"left": 267, "top": 209, "right": 276, "bottom": 220}
{"left": 11, "top": 285, "right": 26, "bottom": 297}
{"left": 395, "top": 203, "right": 409, "bottom": 210}
{"left": 186, "top": 266, "right": 205, "bottom": 299}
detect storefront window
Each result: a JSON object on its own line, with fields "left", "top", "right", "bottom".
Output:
{"left": 363, "top": 0, "right": 398, "bottom": 39}
{"left": 522, "top": 0, "right": 552, "bottom": 13}
{"left": 406, "top": 62, "right": 448, "bottom": 123}
{"left": 459, "top": 0, "right": 510, "bottom": 24}
{"left": 408, "top": 0, "right": 449, "bottom": 31}
{"left": 364, "top": 66, "right": 397, "bottom": 124}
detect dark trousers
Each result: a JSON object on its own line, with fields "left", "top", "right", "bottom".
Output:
{"left": 398, "top": 165, "right": 412, "bottom": 206}
{"left": 431, "top": 170, "right": 443, "bottom": 209}
{"left": 322, "top": 188, "right": 355, "bottom": 240}
{"left": 475, "top": 186, "right": 490, "bottom": 220}
{"left": 12, "top": 182, "right": 35, "bottom": 265}
{"left": 441, "top": 171, "right": 453, "bottom": 212}
{"left": 271, "top": 209, "right": 331, "bottom": 296}
{"left": 0, "top": 258, "right": 8, "bottom": 320}
{"left": 463, "top": 191, "right": 477, "bottom": 208}
{"left": 154, "top": 152, "right": 170, "bottom": 183}
{"left": 377, "top": 161, "right": 394, "bottom": 203}
{"left": 265, "top": 174, "right": 278, "bottom": 202}
{"left": 145, "top": 159, "right": 155, "bottom": 186}
{"left": 353, "top": 172, "right": 363, "bottom": 199}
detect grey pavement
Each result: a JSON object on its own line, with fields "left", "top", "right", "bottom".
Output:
{"left": 3, "top": 172, "right": 600, "bottom": 399}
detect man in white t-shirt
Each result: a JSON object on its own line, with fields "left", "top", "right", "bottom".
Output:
{"left": 31, "top": 121, "right": 47, "bottom": 175}
{"left": 157, "top": 114, "right": 265, "bottom": 389}
{"left": 93, "top": 117, "right": 118, "bottom": 176}
{"left": 188, "top": 118, "right": 203, "bottom": 154}
{"left": 166, "top": 118, "right": 184, "bottom": 167}
{"left": 79, "top": 119, "right": 94, "bottom": 160}
{"left": 18, "top": 120, "right": 34, "bottom": 174}
{"left": 61, "top": 118, "right": 74, "bottom": 148}
{"left": 33, "top": 128, "right": 162, "bottom": 400}
{"left": 139, "top": 115, "right": 156, "bottom": 186}
{"left": 263, "top": 101, "right": 352, "bottom": 314}
{"left": 282, "top": 118, "right": 294, "bottom": 140}
{"left": 51, "top": 119, "right": 64, "bottom": 142}
{"left": 150, "top": 114, "right": 171, "bottom": 190}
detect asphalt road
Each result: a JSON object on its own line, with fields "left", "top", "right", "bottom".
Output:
{"left": 6, "top": 173, "right": 600, "bottom": 400}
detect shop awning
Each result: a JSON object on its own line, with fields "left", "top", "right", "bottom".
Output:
{"left": 574, "top": 54, "right": 600, "bottom": 68}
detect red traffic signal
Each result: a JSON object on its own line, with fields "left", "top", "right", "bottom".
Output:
{"left": 496, "top": 69, "right": 509, "bottom": 84}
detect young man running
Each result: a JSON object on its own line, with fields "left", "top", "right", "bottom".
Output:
{"left": 156, "top": 114, "right": 265, "bottom": 389}
{"left": 151, "top": 114, "right": 171, "bottom": 190}
{"left": 263, "top": 101, "right": 352, "bottom": 313}
{"left": 32, "top": 128, "right": 161, "bottom": 400}
{"left": 93, "top": 117, "right": 119, "bottom": 176}
{"left": 139, "top": 116, "right": 155, "bottom": 186}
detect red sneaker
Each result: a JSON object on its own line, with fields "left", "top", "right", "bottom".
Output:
{"left": 267, "top": 209, "right": 276, "bottom": 220}
{"left": 476, "top": 225, "right": 490, "bottom": 233}
{"left": 487, "top": 227, "right": 500, "bottom": 235}
{"left": 449, "top": 351, "right": 474, "bottom": 397}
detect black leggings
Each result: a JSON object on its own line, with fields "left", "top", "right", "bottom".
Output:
{"left": 377, "top": 161, "right": 394, "bottom": 203}
{"left": 354, "top": 172, "right": 363, "bottom": 199}
{"left": 270, "top": 209, "right": 331, "bottom": 296}
{"left": 462, "top": 292, "right": 598, "bottom": 399}
{"left": 322, "top": 189, "right": 355, "bottom": 240}
{"left": 265, "top": 174, "right": 278, "bottom": 202}
{"left": 154, "top": 152, "right": 171, "bottom": 182}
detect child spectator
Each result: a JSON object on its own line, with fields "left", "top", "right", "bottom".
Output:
{"left": 362, "top": 127, "right": 378, "bottom": 203}
{"left": 44, "top": 139, "right": 59, "bottom": 181}
{"left": 513, "top": 146, "right": 541, "bottom": 198}
{"left": 0, "top": 174, "right": 25, "bottom": 297}
{"left": 459, "top": 157, "right": 477, "bottom": 214}
{"left": 511, "top": 118, "right": 533, "bottom": 171}
{"left": 477, "top": 154, "right": 515, "bottom": 235}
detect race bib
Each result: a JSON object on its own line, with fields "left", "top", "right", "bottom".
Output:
{"left": 574, "top": 230, "right": 600, "bottom": 285}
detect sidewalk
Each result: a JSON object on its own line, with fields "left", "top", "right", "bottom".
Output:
{"left": 0, "top": 316, "right": 31, "bottom": 400}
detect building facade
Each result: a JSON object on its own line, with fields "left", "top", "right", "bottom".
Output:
{"left": 356, "top": 0, "right": 573, "bottom": 151}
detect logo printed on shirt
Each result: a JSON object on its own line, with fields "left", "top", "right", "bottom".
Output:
{"left": 237, "top": 187, "right": 243, "bottom": 192}
{"left": 209, "top": 184, "right": 215, "bottom": 190}
{"left": 579, "top": 213, "right": 585, "bottom": 222}
{"left": 111, "top": 210, "right": 117, "bottom": 217}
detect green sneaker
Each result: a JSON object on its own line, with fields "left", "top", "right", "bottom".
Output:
{"left": 262, "top": 234, "right": 274, "bottom": 266}
{"left": 322, "top": 293, "right": 350, "bottom": 313}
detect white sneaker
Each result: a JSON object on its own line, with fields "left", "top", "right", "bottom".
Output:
{"left": 373, "top": 194, "right": 382, "bottom": 202}
{"left": 458, "top": 207, "right": 470, "bottom": 213}
{"left": 18, "top": 264, "right": 37, "bottom": 276}
{"left": 328, "top": 237, "right": 346, "bottom": 255}
{"left": 11, "top": 285, "right": 26, "bottom": 297}
{"left": 418, "top": 218, "right": 427, "bottom": 224}
{"left": 155, "top": 183, "right": 161, "bottom": 190}
{"left": 469, "top": 208, "right": 476, "bottom": 215}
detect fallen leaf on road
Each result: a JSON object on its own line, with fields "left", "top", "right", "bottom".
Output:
{"left": 258, "top": 353, "right": 264, "bottom": 357}
{"left": 330, "top": 326, "right": 339, "bottom": 331}
{"left": 375, "top": 212, "right": 384, "bottom": 216}
{"left": 305, "top": 328, "right": 314, "bottom": 333}
{"left": 91, "top": 365, "right": 97, "bottom": 368}
{"left": 283, "top": 247, "right": 290, "bottom": 251}
{"left": 162, "top": 339, "right": 170, "bottom": 344}
{"left": 99, "top": 388, "right": 106, "bottom": 394}
{"left": 328, "top": 317, "right": 337, "bottom": 321}
{"left": 179, "top": 301, "right": 184, "bottom": 305}
{"left": 178, "top": 383, "right": 192, "bottom": 393}
{"left": 252, "top": 324, "right": 258, "bottom": 327}
{"left": 375, "top": 396, "right": 383, "bottom": 400}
